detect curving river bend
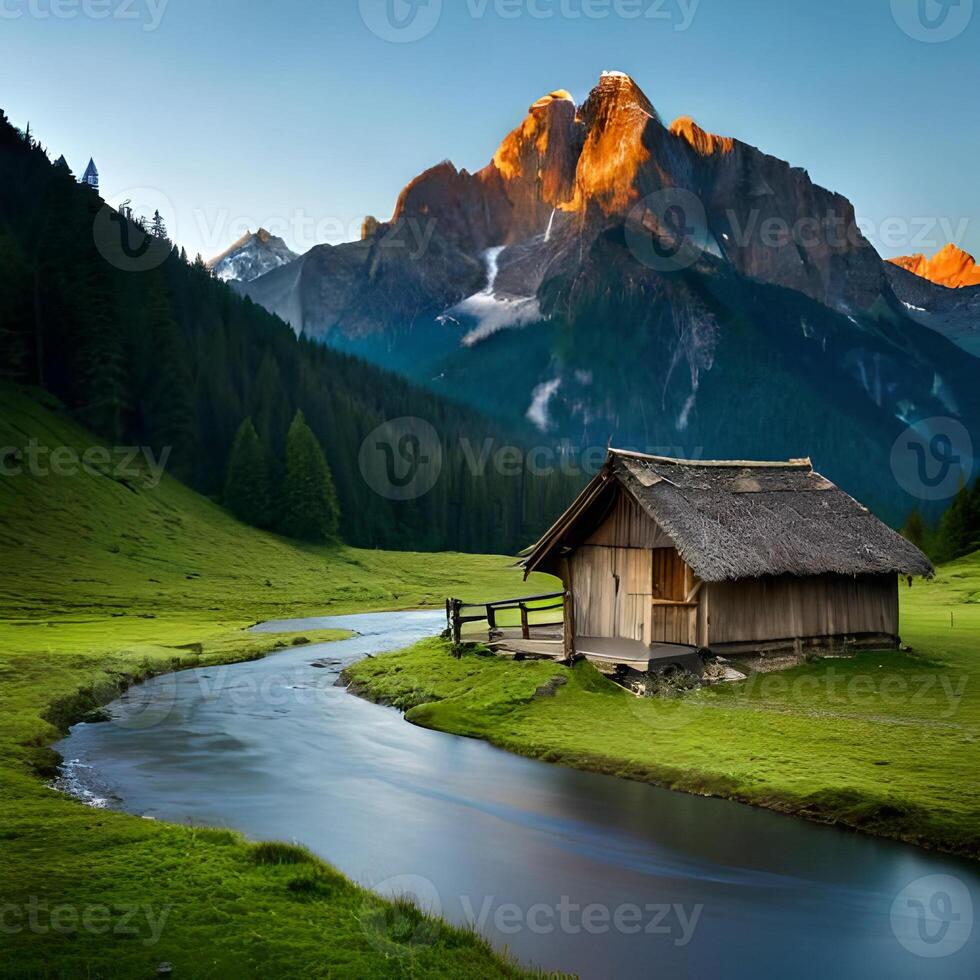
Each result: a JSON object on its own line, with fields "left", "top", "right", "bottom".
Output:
{"left": 57, "top": 611, "right": 979, "bottom": 978}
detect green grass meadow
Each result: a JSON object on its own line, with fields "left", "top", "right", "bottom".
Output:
{"left": 0, "top": 386, "right": 557, "bottom": 978}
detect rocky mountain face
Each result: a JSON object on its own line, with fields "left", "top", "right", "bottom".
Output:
{"left": 242, "top": 71, "right": 979, "bottom": 523}
{"left": 208, "top": 228, "right": 298, "bottom": 283}
{"left": 884, "top": 256, "right": 980, "bottom": 358}
{"left": 889, "top": 244, "right": 980, "bottom": 289}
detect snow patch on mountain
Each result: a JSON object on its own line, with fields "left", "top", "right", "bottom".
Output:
{"left": 453, "top": 246, "right": 542, "bottom": 346}
{"left": 208, "top": 229, "right": 298, "bottom": 283}
{"left": 526, "top": 378, "right": 562, "bottom": 432}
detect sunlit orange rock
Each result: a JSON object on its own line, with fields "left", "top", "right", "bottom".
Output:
{"left": 888, "top": 244, "right": 980, "bottom": 288}
{"left": 568, "top": 71, "right": 658, "bottom": 216}
{"left": 482, "top": 88, "right": 582, "bottom": 240}
{"left": 670, "top": 116, "right": 734, "bottom": 156}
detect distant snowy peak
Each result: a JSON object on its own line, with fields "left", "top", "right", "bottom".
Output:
{"left": 207, "top": 228, "right": 298, "bottom": 283}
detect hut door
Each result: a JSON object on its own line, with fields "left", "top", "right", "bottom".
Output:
{"left": 649, "top": 549, "right": 698, "bottom": 646}
{"left": 570, "top": 546, "right": 651, "bottom": 642}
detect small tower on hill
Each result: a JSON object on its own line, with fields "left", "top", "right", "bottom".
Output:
{"left": 81, "top": 158, "right": 99, "bottom": 191}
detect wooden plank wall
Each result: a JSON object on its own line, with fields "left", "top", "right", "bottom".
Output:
{"left": 704, "top": 573, "right": 899, "bottom": 644}
{"left": 584, "top": 490, "right": 674, "bottom": 549}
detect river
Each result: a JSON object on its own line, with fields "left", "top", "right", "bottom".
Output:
{"left": 56, "top": 610, "right": 979, "bottom": 978}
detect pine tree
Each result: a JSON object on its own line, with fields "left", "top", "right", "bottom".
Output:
{"left": 223, "top": 418, "right": 272, "bottom": 528}
{"left": 278, "top": 410, "right": 340, "bottom": 544}
{"left": 150, "top": 209, "right": 168, "bottom": 240}
{"left": 934, "top": 477, "right": 974, "bottom": 562}
{"left": 900, "top": 508, "right": 929, "bottom": 555}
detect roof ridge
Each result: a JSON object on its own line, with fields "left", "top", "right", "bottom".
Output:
{"left": 609, "top": 449, "right": 812, "bottom": 469}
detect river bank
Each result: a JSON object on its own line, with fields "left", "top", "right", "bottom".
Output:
{"left": 342, "top": 553, "right": 980, "bottom": 860}
{"left": 2, "top": 609, "right": 560, "bottom": 978}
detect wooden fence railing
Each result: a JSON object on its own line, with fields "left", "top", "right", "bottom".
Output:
{"left": 445, "top": 592, "right": 565, "bottom": 646}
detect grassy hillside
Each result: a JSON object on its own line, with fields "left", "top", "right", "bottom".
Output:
{"left": 0, "top": 385, "right": 554, "bottom": 623}
{"left": 0, "top": 384, "right": 557, "bottom": 978}
{"left": 345, "top": 556, "right": 980, "bottom": 858}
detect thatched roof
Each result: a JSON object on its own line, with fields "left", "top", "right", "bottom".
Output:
{"left": 525, "top": 450, "right": 934, "bottom": 582}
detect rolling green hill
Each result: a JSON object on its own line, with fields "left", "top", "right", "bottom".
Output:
{"left": 0, "top": 385, "right": 550, "bottom": 628}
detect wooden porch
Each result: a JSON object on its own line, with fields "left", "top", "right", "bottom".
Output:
{"left": 444, "top": 593, "right": 703, "bottom": 674}
{"left": 445, "top": 593, "right": 569, "bottom": 660}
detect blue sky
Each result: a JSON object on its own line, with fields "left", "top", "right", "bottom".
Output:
{"left": 1, "top": 0, "right": 977, "bottom": 260}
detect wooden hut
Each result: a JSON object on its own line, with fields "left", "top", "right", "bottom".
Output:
{"left": 522, "top": 450, "right": 933, "bottom": 672}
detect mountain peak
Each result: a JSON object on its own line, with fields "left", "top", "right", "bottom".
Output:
{"left": 530, "top": 89, "right": 575, "bottom": 110}
{"left": 491, "top": 88, "right": 579, "bottom": 177}
{"left": 207, "top": 228, "right": 298, "bottom": 283}
{"left": 566, "top": 71, "right": 660, "bottom": 215}
{"left": 583, "top": 70, "right": 659, "bottom": 123}
{"left": 888, "top": 244, "right": 980, "bottom": 289}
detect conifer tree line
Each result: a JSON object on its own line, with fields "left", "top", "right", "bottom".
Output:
{"left": 0, "top": 112, "right": 585, "bottom": 551}
{"left": 901, "top": 479, "right": 980, "bottom": 566}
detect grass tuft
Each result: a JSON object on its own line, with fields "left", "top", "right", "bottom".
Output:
{"left": 250, "top": 841, "right": 318, "bottom": 866}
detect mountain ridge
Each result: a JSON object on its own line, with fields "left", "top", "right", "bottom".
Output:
{"left": 236, "top": 71, "right": 978, "bottom": 524}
